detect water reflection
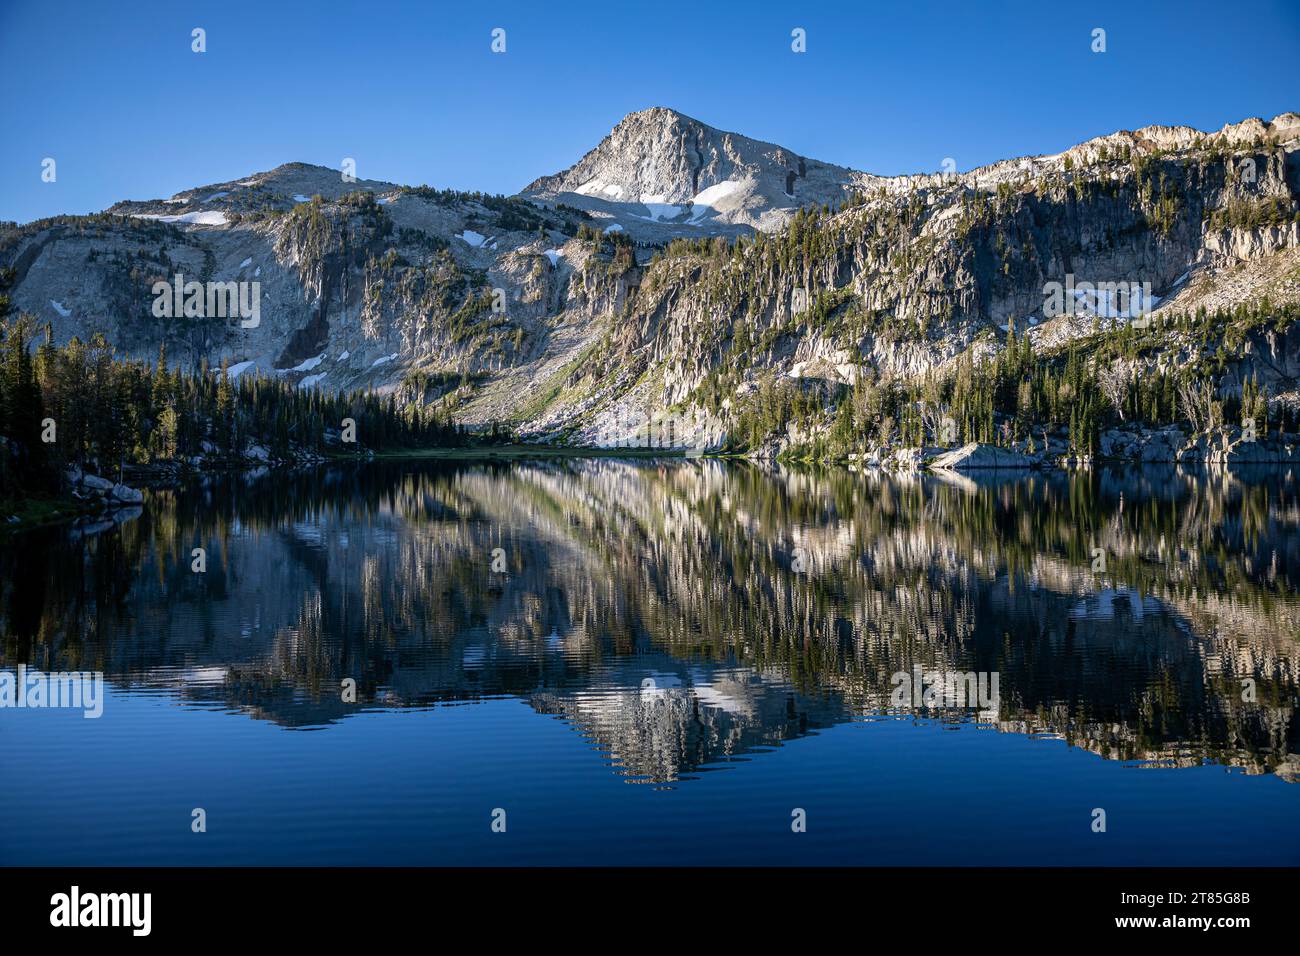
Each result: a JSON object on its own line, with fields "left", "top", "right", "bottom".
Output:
{"left": 2, "top": 459, "right": 1298, "bottom": 784}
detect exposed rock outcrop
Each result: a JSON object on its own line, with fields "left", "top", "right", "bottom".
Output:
{"left": 928, "top": 443, "right": 1038, "bottom": 470}
{"left": 3, "top": 109, "right": 1299, "bottom": 456}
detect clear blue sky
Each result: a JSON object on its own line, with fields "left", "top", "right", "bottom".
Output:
{"left": 2, "top": 0, "right": 1297, "bottom": 224}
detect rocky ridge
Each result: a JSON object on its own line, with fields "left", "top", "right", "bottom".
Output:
{"left": 2, "top": 109, "right": 1299, "bottom": 461}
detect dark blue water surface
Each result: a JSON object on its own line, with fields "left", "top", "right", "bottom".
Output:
{"left": 1, "top": 459, "right": 1297, "bottom": 865}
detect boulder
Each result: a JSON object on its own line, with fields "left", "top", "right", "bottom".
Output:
{"left": 1222, "top": 438, "right": 1289, "bottom": 464}
{"left": 885, "top": 446, "right": 925, "bottom": 471}
{"left": 1138, "top": 427, "right": 1184, "bottom": 462}
{"left": 109, "top": 483, "right": 143, "bottom": 504}
{"left": 81, "top": 474, "right": 114, "bottom": 493}
{"left": 1178, "top": 435, "right": 1211, "bottom": 462}
{"left": 928, "top": 442, "right": 1036, "bottom": 471}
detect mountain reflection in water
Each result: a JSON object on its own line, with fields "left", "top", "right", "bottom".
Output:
{"left": 3, "top": 458, "right": 1297, "bottom": 790}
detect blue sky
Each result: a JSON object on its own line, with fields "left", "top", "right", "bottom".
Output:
{"left": 1, "top": 0, "right": 1297, "bottom": 224}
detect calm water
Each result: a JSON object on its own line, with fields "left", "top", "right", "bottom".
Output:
{"left": 1, "top": 459, "right": 1298, "bottom": 866}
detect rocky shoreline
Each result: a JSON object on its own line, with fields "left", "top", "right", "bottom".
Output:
{"left": 5, "top": 425, "right": 1294, "bottom": 539}
{"left": 848, "top": 423, "right": 1299, "bottom": 472}
{"left": 2, "top": 442, "right": 344, "bottom": 536}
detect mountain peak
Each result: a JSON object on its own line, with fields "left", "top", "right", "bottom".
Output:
{"left": 521, "top": 107, "right": 868, "bottom": 234}
{"left": 612, "top": 105, "right": 707, "bottom": 130}
{"left": 105, "top": 162, "right": 398, "bottom": 219}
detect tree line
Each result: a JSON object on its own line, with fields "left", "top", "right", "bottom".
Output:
{"left": 0, "top": 307, "right": 464, "bottom": 502}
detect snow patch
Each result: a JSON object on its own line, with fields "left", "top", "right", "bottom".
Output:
{"left": 371, "top": 352, "right": 399, "bottom": 367}
{"left": 132, "top": 210, "right": 228, "bottom": 226}
{"left": 239, "top": 257, "right": 252, "bottom": 268}
{"left": 639, "top": 194, "right": 686, "bottom": 221}
{"left": 50, "top": 300, "right": 71, "bottom": 317}
{"left": 458, "top": 230, "right": 487, "bottom": 247}
{"left": 575, "top": 179, "right": 625, "bottom": 200}
{"left": 204, "top": 191, "right": 229, "bottom": 202}
{"left": 226, "top": 360, "right": 256, "bottom": 379}
{"left": 544, "top": 249, "right": 562, "bottom": 266}
{"left": 602, "top": 223, "right": 623, "bottom": 234}
{"left": 293, "top": 194, "right": 311, "bottom": 203}
{"left": 338, "top": 350, "right": 350, "bottom": 361}
{"left": 688, "top": 180, "right": 741, "bottom": 221}
{"left": 289, "top": 354, "right": 325, "bottom": 373}
{"left": 299, "top": 373, "right": 326, "bottom": 389}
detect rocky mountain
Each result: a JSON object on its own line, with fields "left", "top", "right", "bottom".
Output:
{"left": 521, "top": 106, "right": 877, "bottom": 236}
{"left": 2, "top": 108, "right": 1299, "bottom": 458}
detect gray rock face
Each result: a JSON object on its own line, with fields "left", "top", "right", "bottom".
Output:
{"left": 2, "top": 109, "right": 1298, "bottom": 453}
{"left": 1100, "top": 426, "right": 1187, "bottom": 462}
{"left": 521, "top": 107, "right": 877, "bottom": 236}
{"left": 64, "top": 469, "right": 143, "bottom": 508}
{"left": 110, "top": 482, "right": 144, "bottom": 503}
{"left": 928, "top": 443, "right": 1037, "bottom": 470}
